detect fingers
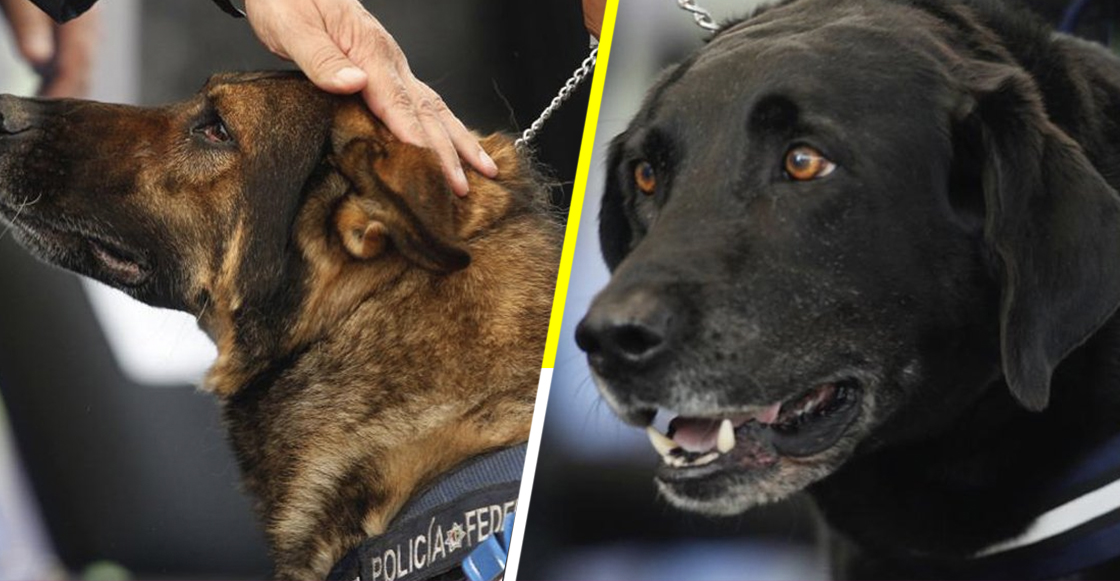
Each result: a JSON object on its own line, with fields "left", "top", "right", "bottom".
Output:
{"left": 346, "top": 25, "right": 495, "bottom": 194}
{"left": 367, "top": 76, "right": 470, "bottom": 195}
{"left": 582, "top": 0, "right": 607, "bottom": 38}
{"left": 360, "top": 69, "right": 478, "bottom": 196}
{"left": 1, "top": 0, "right": 55, "bottom": 65}
{"left": 279, "top": 24, "right": 369, "bottom": 95}
{"left": 244, "top": 0, "right": 495, "bottom": 195}
{"left": 432, "top": 88, "right": 500, "bottom": 180}
{"left": 244, "top": 0, "right": 367, "bottom": 93}
{"left": 39, "top": 5, "right": 97, "bottom": 98}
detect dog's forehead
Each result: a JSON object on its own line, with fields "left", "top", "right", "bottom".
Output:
{"left": 200, "top": 72, "right": 320, "bottom": 106}
{"left": 204, "top": 70, "right": 308, "bottom": 88}
{"left": 194, "top": 72, "right": 335, "bottom": 150}
{"left": 647, "top": 14, "right": 946, "bottom": 137}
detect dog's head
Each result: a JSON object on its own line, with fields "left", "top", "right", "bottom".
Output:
{"left": 578, "top": 0, "right": 1120, "bottom": 514}
{"left": 0, "top": 72, "right": 525, "bottom": 396}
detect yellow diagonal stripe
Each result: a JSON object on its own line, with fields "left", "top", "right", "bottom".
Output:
{"left": 539, "top": 0, "right": 617, "bottom": 369}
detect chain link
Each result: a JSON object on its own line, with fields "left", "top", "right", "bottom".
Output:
{"left": 515, "top": 0, "right": 719, "bottom": 149}
{"left": 515, "top": 46, "right": 599, "bottom": 150}
{"left": 677, "top": 0, "right": 720, "bottom": 31}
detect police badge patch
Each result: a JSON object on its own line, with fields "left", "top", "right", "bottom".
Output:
{"left": 327, "top": 445, "right": 525, "bottom": 581}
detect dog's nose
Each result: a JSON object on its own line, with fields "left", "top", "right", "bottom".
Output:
{"left": 0, "top": 95, "right": 36, "bottom": 135}
{"left": 577, "top": 287, "right": 674, "bottom": 373}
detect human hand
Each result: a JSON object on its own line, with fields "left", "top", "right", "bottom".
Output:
{"left": 244, "top": 0, "right": 498, "bottom": 196}
{"left": 0, "top": 0, "right": 98, "bottom": 98}
{"left": 583, "top": 0, "right": 607, "bottom": 39}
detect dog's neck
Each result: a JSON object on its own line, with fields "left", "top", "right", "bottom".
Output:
{"left": 215, "top": 219, "right": 555, "bottom": 579}
{"left": 811, "top": 314, "right": 1120, "bottom": 574}
{"left": 806, "top": 6, "right": 1120, "bottom": 575}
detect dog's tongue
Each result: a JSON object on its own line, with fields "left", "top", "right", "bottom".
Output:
{"left": 668, "top": 418, "right": 721, "bottom": 452}
{"left": 668, "top": 404, "right": 782, "bottom": 452}
{"left": 89, "top": 241, "right": 145, "bottom": 286}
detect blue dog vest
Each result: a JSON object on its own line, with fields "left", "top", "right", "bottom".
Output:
{"left": 963, "top": 433, "right": 1120, "bottom": 578}
{"left": 327, "top": 444, "right": 525, "bottom": 581}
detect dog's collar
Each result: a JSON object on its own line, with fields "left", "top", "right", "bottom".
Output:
{"left": 958, "top": 432, "right": 1120, "bottom": 578}
{"left": 326, "top": 444, "right": 526, "bottom": 581}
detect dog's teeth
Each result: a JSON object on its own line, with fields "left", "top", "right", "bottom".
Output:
{"left": 666, "top": 454, "right": 688, "bottom": 468}
{"left": 752, "top": 403, "right": 782, "bottom": 424}
{"left": 717, "top": 418, "right": 735, "bottom": 453}
{"left": 647, "top": 426, "right": 679, "bottom": 456}
{"left": 692, "top": 452, "right": 719, "bottom": 466}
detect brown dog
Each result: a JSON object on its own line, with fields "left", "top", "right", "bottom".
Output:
{"left": 0, "top": 72, "right": 559, "bottom": 579}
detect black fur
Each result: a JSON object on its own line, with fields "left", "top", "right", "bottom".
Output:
{"left": 581, "top": 0, "right": 1120, "bottom": 577}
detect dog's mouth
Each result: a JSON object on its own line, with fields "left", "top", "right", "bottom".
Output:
{"left": 85, "top": 237, "right": 150, "bottom": 287}
{"left": 1, "top": 205, "right": 152, "bottom": 287}
{"left": 645, "top": 379, "right": 863, "bottom": 482}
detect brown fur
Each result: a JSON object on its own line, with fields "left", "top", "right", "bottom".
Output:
{"left": 0, "top": 72, "right": 560, "bottom": 579}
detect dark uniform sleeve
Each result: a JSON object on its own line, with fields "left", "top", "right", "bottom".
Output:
{"left": 27, "top": 0, "right": 98, "bottom": 23}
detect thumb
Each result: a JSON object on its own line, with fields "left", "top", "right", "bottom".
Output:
{"left": 284, "top": 28, "right": 368, "bottom": 94}
{"left": 5, "top": 1, "right": 55, "bottom": 65}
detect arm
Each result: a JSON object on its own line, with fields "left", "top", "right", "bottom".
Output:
{"left": 0, "top": 0, "right": 98, "bottom": 98}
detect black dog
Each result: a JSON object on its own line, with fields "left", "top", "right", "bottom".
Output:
{"left": 576, "top": 0, "right": 1120, "bottom": 577}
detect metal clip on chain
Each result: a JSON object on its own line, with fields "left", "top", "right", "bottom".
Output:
{"left": 515, "top": 47, "right": 599, "bottom": 150}
{"left": 677, "top": 0, "right": 720, "bottom": 31}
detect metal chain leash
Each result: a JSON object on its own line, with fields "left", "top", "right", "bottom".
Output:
{"left": 515, "top": 0, "right": 719, "bottom": 149}
{"left": 515, "top": 46, "right": 599, "bottom": 150}
{"left": 677, "top": 0, "right": 720, "bottom": 31}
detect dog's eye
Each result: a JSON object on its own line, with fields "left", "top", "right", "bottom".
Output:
{"left": 634, "top": 161, "right": 657, "bottom": 195}
{"left": 784, "top": 146, "right": 836, "bottom": 181}
{"left": 195, "top": 120, "right": 232, "bottom": 145}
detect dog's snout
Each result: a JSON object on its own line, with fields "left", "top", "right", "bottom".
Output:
{"left": 0, "top": 95, "right": 37, "bottom": 135}
{"left": 578, "top": 288, "right": 674, "bottom": 373}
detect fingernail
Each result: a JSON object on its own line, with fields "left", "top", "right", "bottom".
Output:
{"left": 455, "top": 167, "right": 470, "bottom": 196}
{"left": 479, "top": 150, "right": 499, "bottom": 177}
{"left": 332, "top": 67, "right": 366, "bottom": 88}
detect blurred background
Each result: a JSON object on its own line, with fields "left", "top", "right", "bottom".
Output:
{"left": 519, "top": 0, "right": 1120, "bottom": 579}
{"left": 0, "top": 1, "right": 591, "bottom": 579}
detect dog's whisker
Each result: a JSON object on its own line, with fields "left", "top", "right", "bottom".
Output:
{"left": 196, "top": 294, "right": 212, "bottom": 321}
{"left": 15, "top": 193, "right": 43, "bottom": 211}
{"left": 0, "top": 193, "right": 43, "bottom": 241}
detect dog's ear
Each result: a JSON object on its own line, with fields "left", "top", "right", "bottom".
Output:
{"left": 334, "top": 196, "right": 390, "bottom": 260}
{"left": 334, "top": 139, "right": 470, "bottom": 273}
{"left": 599, "top": 137, "right": 635, "bottom": 271}
{"left": 961, "top": 61, "right": 1120, "bottom": 411}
